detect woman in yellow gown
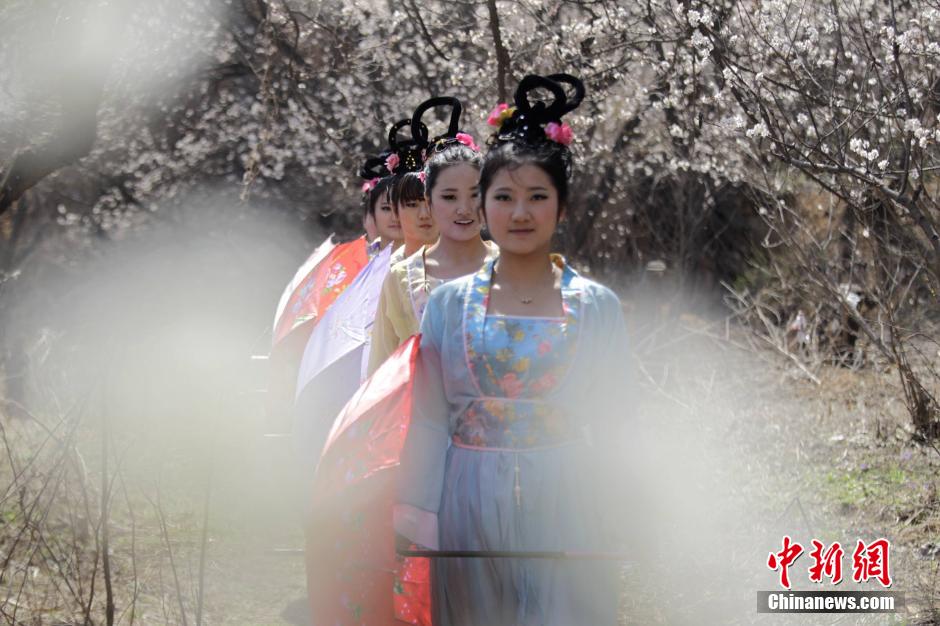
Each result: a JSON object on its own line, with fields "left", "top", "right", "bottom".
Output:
{"left": 368, "top": 97, "right": 497, "bottom": 376}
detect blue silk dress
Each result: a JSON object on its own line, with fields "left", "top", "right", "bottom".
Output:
{"left": 395, "top": 257, "right": 632, "bottom": 625}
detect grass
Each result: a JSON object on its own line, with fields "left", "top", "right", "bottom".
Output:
{"left": 822, "top": 465, "right": 915, "bottom": 508}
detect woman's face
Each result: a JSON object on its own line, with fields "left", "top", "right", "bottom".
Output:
{"left": 363, "top": 210, "right": 378, "bottom": 242}
{"left": 483, "top": 164, "right": 562, "bottom": 255}
{"left": 427, "top": 163, "right": 482, "bottom": 243}
{"left": 397, "top": 196, "right": 438, "bottom": 246}
{"left": 372, "top": 191, "right": 402, "bottom": 243}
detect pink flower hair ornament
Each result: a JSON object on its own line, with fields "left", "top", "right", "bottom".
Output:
{"left": 487, "top": 103, "right": 516, "bottom": 127}
{"left": 417, "top": 171, "right": 427, "bottom": 184}
{"left": 544, "top": 121, "right": 574, "bottom": 146}
{"left": 385, "top": 153, "right": 401, "bottom": 173}
{"left": 455, "top": 132, "right": 480, "bottom": 151}
{"left": 361, "top": 178, "right": 379, "bottom": 194}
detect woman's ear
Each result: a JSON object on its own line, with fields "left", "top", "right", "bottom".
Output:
{"left": 557, "top": 202, "right": 567, "bottom": 224}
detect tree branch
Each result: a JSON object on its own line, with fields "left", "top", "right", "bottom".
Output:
{"left": 485, "top": 0, "right": 511, "bottom": 102}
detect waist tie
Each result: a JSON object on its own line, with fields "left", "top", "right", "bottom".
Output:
{"left": 451, "top": 436, "right": 586, "bottom": 510}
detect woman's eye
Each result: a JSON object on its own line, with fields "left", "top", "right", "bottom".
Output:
{"left": 494, "top": 194, "right": 511, "bottom": 202}
{"left": 442, "top": 194, "right": 457, "bottom": 201}
{"left": 531, "top": 193, "right": 548, "bottom": 201}
{"left": 379, "top": 205, "right": 391, "bottom": 212}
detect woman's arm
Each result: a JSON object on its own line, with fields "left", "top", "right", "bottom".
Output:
{"left": 393, "top": 293, "right": 451, "bottom": 549}
{"left": 586, "top": 287, "right": 639, "bottom": 546}
{"left": 367, "top": 271, "right": 406, "bottom": 377}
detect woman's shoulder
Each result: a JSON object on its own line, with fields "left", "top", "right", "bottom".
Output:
{"left": 425, "top": 273, "right": 472, "bottom": 311}
{"left": 565, "top": 264, "right": 621, "bottom": 307}
{"left": 568, "top": 269, "right": 625, "bottom": 327}
{"left": 385, "top": 248, "right": 423, "bottom": 293}
{"left": 389, "top": 246, "right": 422, "bottom": 274}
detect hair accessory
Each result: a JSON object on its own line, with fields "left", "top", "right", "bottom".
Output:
{"left": 544, "top": 122, "right": 573, "bottom": 146}
{"left": 487, "top": 103, "right": 515, "bottom": 127}
{"left": 361, "top": 178, "right": 379, "bottom": 193}
{"left": 488, "top": 73, "right": 585, "bottom": 148}
{"left": 455, "top": 132, "right": 480, "bottom": 151}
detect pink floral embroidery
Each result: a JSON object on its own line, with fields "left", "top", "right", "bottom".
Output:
{"left": 324, "top": 263, "right": 348, "bottom": 290}
{"left": 529, "top": 372, "right": 558, "bottom": 393}
{"left": 499, "top": 372, "right": 524, "bottom": 398}
{"left": 385, "top": 153, "right": 401, "bottom": 172}
{"left": 537, "top": 340, "right": 552, "bottom": 356}
{"left": 455, "top": 132, "right": 479, "bottom": 151}
{"left": 545, "top": 122, "right": 574, "bottom": 145}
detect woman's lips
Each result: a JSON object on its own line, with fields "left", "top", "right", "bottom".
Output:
{"left": 454, "top": 219, "right": 474, "bottom": 226}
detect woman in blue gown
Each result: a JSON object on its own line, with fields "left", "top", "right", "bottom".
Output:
{"left": 394, "top": 74, "right": 634, "bottom": 625}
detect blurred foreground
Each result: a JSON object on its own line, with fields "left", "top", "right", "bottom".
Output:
{"left": 0, "top": 191, "right": 937, "bottom": 624}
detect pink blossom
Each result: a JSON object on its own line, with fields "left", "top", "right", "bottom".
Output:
{"left": 499, "top": 372, "right": 524, "bottom": 398}
{"left": 361, "top": 178, "right": 378, "bottom": 193}
{"left": 455, "top": 132, "right": 479, "bottom": 151}
{"left": 545, "top": 122, "right": 574, "bottom": 145}
{"left": 417, "top": 171, "right": 427, "bottom": 183}
{"left": 385, "top": 153, "right": 400, "bottom": 172}
{"left": 487, "top": 103, "right": 509, "bottom": 127}
{"left": 529, "top": 372, "right": 557, "bottom": 393}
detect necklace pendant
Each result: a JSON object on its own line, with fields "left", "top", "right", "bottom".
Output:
{"left": 520, "top": 296, "right": 533, "bottom": 305}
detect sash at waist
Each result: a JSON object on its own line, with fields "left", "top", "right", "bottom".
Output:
{"left": 452, "top": 397, "right": 582, "bottom": 449}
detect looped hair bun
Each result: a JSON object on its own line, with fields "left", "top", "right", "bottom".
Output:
{"left": 411, "top": 96, "right": 480, "bottom": 155}
{"left": 359, "top": 118, "right": 429, "bottom": 185}
{"left": 489, "top": 73, "right": 585, "bottom": 149}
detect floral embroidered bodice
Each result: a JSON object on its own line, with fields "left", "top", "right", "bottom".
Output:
{"left": 456, "top": 257, "right": 583, "bottom": 449}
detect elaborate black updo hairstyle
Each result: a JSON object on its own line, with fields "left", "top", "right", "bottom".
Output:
{"left": 361, "top": 118, "right": 428, "bottom": 214}
{"left": 386, "top": 117, "right": 428, "bottom": 211}
{"left": 410, "top": 96, "right": 483, "bottom": 196}
{"left": 479, "top": 73, "right": 585, "bottom": 213}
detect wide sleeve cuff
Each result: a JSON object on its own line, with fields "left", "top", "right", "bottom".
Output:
{"left": 393, "top": 503, "right": 439, "bottom": 550}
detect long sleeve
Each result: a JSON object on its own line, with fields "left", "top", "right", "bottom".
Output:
{"left": 588, "top": 291, "right": 644, "bottom": 552}
{"left": 595, "top": 295, "right": 633, "bottom": 433}
{"left": 393, "top": 295, "right": 451, "bottom": 549}
{"left": 367, "top": 271, "right": 406, "bottom": 377}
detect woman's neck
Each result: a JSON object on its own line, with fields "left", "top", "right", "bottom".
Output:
{"left": 426, "top": 235, "right": 487, "bottom": 267}
{"left": 403, "top": 238, "right": 425, "bottom": 257}
{"left": 493, "top": 246, "right": 555, "bottom": 287}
